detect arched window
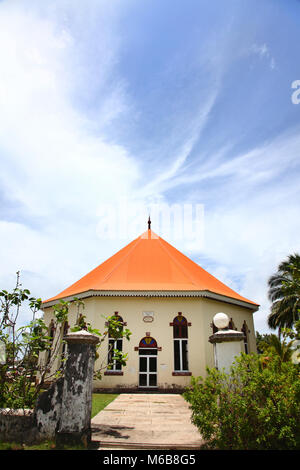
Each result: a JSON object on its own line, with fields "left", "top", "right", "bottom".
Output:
{"left": 60, "top": 321, "right": 69, "bottom": 369}
{"left": 171, "top": 313, "right": 190, "bottom": 372}
{"left": 107, "top": 313, "right": 124, "bottom": 372}
{"left": 139, "top": 336, "right": 157, "bottom": 349}
{"left": 241, "top": 321, "right": 250, "bottom": 354}
{"left": 49, "top": 319, "right": 55, "bottom": 343}
{"left": 211, "top": 321, "right": 218, "bottom": 334}
{"left": 228, "top": 318, "right": 236, "bottom": 330}
{"left": 173, "top": 314, "right": 188, "bottom": 339}
{"left": 47, "top": 319, "right": 56, "bottom": 362}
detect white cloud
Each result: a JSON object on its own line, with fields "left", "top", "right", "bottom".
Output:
{"left": 251, "top": 43, "right": 269, "bottom": 58}
{"left": 0, "top": 2, "right": 139, "bottom": 215}
{"left": 0, "top": 1, "right": 297, "bottom": 337}
{"left": 250, "top": 42, "right": 276, "bottom": 70}
{"left": 152, "top": 127, "right": 300, "bottom": 334}
{"left": 140, "top": 88, "right": 219, "bottom": 198}
{"left": 0, "top": 1, "right": 144, "bottom": 320}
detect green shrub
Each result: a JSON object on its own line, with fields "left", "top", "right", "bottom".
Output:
{"left": 0, "top": 274, "right": 131, "bottom": 410}
{"left": 184, "top": 353, "right": 300, "bottom": 450}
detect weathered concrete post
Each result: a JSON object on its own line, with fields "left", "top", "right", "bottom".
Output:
{"left": 209, "top": 312, "right": 245, "bottom": 373}
{"left": 55, "top": 329, "right": 99, "bottom": 447}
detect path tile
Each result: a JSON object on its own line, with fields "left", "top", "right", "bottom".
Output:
{"left": 91, "top": 393, "right": 204, "bottom": 450}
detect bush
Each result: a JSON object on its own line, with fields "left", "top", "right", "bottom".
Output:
{"left": 0, "top": 274, "right": 131, "bottom": 410}
{"left": 184, "top": 353, "right": 300, "bottom": 450}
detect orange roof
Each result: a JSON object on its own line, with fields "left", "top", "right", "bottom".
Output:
{"left": 43, "top": 229, "right": 258, "bottom": 307}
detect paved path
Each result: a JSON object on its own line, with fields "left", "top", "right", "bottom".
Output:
{"left": 91, "top": 393, "right": 204, "bottom": 450}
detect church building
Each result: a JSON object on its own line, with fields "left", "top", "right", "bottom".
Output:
{"left": 42, "top": 221, "right": 259, "bottom": 392}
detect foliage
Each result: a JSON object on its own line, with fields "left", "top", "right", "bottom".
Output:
{"left": 0, "top": 273, "right": 131, "bottom": 410}
{"left": 266, "top": 334, "right": 294, "bottom": 362}
{"left": 70, "top": 310, "right": 131, "bottom": 380}
{"left": 283, "top": 318, "right": 300, "bottom": 343}
{"left": 256, "top": 320, "right": 300, "bottom": 363}
{"left": 256, "top": 331, "right": 273, "bottom": 354}
{"left": 268, "top": 253, "right": 300, "bottom": 330}
{"left": 184, "top": 353, "right": 300, "bottom": 450}
{"left": 0, "top": 272, "right": 46, "bottom": 409}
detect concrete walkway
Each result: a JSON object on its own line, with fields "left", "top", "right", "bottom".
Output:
{"left": 91, "top": 393, "right": 204, "bottom": 450}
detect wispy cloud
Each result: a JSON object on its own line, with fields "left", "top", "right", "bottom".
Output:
{"left": 140, "top": 87, "right": 219, "bottom": 198}
{"left": 179, "top": 129, "right": 300, "bottom": 333}
{"left": 147, "top": 125, "right": 300, "bottom": 199}
{"left": 0, "top": 0, "right": 299, "bottom": 335}
{"left": 0, "top": 2, "right": 138, "bottom": 212}
{"left": 250, "top": 42, "right": 276, "bottom": 70}
{"left": 0, "top": 1, "right": 143, "bottom": 315}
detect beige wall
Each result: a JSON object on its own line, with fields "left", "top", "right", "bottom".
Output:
{"left": 43, "top": 295, "right": 256, "bottom": 390}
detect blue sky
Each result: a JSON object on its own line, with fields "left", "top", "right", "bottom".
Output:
{"left": 0, "top": 0, "right": 300, "bottom": 333}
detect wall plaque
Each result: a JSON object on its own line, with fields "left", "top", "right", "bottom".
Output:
{"left": 143, "top": 311, "right": 154, "bottom": 322}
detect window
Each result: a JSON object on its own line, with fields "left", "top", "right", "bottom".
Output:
{"left": 107, "top": 314, "right": 124, "bottom": 372}
{"left": 48, "top": 319, "right": 55, "bottom": 343}
{"left": 60, "top": 321, "right": 69, "bottom": 369}
{"left": 241, "top": 321, "right": 250, "bottom": 354}
{"left": 108, "top": 338, "right": 123, "bottom": 371}
{"left": 211, "top": 321, "right": 218, "bottom": 334}
{"left": 172, "top": 313, "right": 190, "bottom": 373}
{"left": 47, "top": 319, "right": 55, "bottom": 362}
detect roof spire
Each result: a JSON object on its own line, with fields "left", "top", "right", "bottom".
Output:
{"left": 148, "top": 215, "right": 151, "bottom": 230}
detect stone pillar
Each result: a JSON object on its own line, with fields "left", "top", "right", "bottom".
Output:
{"left": 209, "top": 313, "right": 245, "bottom": 373}
{"left": 55, "top": 330, "right": 99, "bottom": 447}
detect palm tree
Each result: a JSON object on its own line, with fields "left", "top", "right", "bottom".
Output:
{"left": 267, "top": 253, "right": 300, "bottom": 332}
{"left": 268, "top": 334, "right": 295, "bottom": 363}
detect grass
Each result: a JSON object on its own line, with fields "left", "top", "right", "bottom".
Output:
{"left": 0, "top": 440, "right": 56, "bottom": 450}
{"left": 0, "top": 393, "right": 119, "bottom": 450}
{"left": 91, "top": 393, "right": 118, "bottom": 418}
{"left": 0, "top": 440, "right": 91, "bottom": 450}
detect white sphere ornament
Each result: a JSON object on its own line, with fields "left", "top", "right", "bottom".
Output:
{"left": 213, "top": 312, "right": 230, "bottom": 330}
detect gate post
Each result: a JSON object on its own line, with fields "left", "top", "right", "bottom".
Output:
{"left": 209, "top": 313, "right": 245, "bottom": 373}
{"left": 55, "top": 329, "right": 99, "bottom": 448}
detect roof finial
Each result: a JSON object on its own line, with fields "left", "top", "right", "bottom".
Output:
{"left": 148, "top": 215, "right": 151, "bottom": 230}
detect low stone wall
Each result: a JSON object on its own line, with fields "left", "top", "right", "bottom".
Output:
{"left": 0, "top": 378, "right": 64, "bottom": 444}
{"left": 0, "top": 409, "right": 40, "bottom": 444}
{"left": 0, "top": 330, "right": 100, "bottom": 446}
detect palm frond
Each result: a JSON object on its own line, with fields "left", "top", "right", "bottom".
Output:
{"left": 267, "top": 253, "right": 300, "bottom": 330}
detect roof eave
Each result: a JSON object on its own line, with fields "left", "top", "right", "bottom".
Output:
{"left": 42, "top": 289, "right": 259, "bottom": 311}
